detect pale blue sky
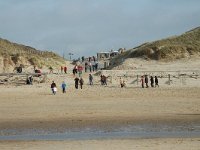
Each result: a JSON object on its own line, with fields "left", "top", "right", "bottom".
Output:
{"left": 0, "top": 0, "right": 200, "bottom": 58}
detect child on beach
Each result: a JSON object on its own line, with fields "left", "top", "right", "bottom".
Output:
{"left": 51, "top": 81, "right": 57, "bottom": 95}
{"left": 61, "top": 81, "right": 67, "bottom": 93}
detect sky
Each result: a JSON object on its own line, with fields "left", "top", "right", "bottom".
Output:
{"left": 0, "top": 0, "right": 200, "bottom": 59}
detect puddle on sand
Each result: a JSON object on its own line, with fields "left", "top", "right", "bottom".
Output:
{"left": 0, "top": 124, "right": 200, "bottom": 140}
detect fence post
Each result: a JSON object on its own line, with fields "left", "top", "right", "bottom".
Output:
{"left": 168, "top": 74, "right": 171, "bottom": 85}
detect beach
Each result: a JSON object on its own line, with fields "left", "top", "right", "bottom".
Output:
{"left": 0, "top": 58, "right": 200, "bottom": 149}
{"left": 0, "top": 69, "right": 200, "bottom": 149}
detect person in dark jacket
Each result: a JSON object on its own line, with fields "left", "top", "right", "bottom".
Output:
{"left": 79, "top": 78, "right": 84, "bottom": 89}
{"left": 145, "top": 75, "right": 149, "bottom": 88}
{"left": 155, "top": 76, "right": 159, "bottom": 87}
{"left": 74, "top": 77, "right": 79, "bottom": 89}
{"left": 150, "top": 76, "right": 154, "bottom": 87}
{"left": 51, "top": 81, "right": 57, "bottom": 95}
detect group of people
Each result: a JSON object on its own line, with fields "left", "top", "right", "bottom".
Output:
{"left": 51, "top": 81, "right": 67, "bottom": 95}
{"left": 74, "top": 74, "right": 94, "bottom": 89}
{"left": 84, "top": 56, "right": 98, "bottom": 73}
{"left": 85, "top": 61, "right": 98, "bottom": 73}
{"left": 50, "top": 73, "right": 160, "bottom": 95}
{"left": 73, "top": 65, "right": 83, "bottom": 77}
{"left": 74, "top": 77, "right": 84, "bottom": 89}
{"left": 61, "top": 66, "right": 68, "bottom": 74}
{"left": 141, "top": 75, "right": 159, "bottom": 88}
{"left": 100, "top": 75, "right": 108, "bottom": 85}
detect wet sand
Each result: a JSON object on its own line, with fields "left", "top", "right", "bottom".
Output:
{"left": 0, "top": 138, "right": 200, "bottom": 150}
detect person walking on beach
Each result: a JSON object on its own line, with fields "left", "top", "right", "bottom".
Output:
{"left": 140, "top": 76, "right": 144, "bottom": 88}
{"left": 155, "top": 76, "right": 159, "bottom": 87}
{"left": 120, "top": 77, "right": 123, "bottom": 88}
{"left": 145, "top": 75, "right": 149, "bottom": 88}
{"left": 85, "top": 62, "right": 88, "bottom": 72}
{"left": 51, "top": 81, "right": 57, "bottom": 95}
{"left": 102, "top": 75, "right": 107, "bottom": 85}
{"left": 61, "top": 81, "right": 66, "bottom": 93}
{"left": 150, "top": 76, "right": 154, "bottom": 87}
{"left": 95, "top": 61, "right": 98, "bottom": 71}
{"left": 61, "top": 66, "right": 63, "bottom": 74}
{"left": 79, "top": 78, "right": 84, "bottom": 89}
{"left": 64, "top": 66, "right": 67, "bottom": 74}
{"left": 120, "top": 77, "right": 125, "bottom": 88}
{"left": 74, "top": 77, "right": 79, "bottom": 89}
{"left": 120, "top": 78, "right": 126, "bottom": 88}
{"left": 89, "top": 74, "right": 93, "bottom": 85}
{"left": 89, "top": 62, "right": 92, "bottom": 72}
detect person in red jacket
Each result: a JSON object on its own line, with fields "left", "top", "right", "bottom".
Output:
{"left": 64, "top": 66, "right": 67, "bottom": 74}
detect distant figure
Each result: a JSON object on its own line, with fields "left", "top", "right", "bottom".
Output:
{"left": 78, "top": 65, "right": 83, "bottom": 77}
{"left": 61, "top": 81, "right": 66, "bottom": 93}
{"left": 120, "top": 78, "right": 126, "bottom": 88}
{"left": 93, "top": 56, "right": 96, "bottom": 62}
{"left": 81, "top": 56, "right": 85, "bottom": 62}
{"left": 61, "top": 66, "right": 63, "bottom": 74}
{"left": 14, "top": 66, "right": 23, "bottom": 73}
{"left": 150, "top": 76, "right": 154, "bottom": 87}
{"left": 120, "top": 77, "right": 122, "bottom": 87}
{"left": 49, "top": 66, "right": 53, "bottom": 74}
{"left": 95, "top": 61, "right": 98, "bottom": 71}
{"left": 92, "top": 61, "right": 96, "bottom": 72}
{"left": 89, "top": 74, "right": 93, "bottom": 85}
{"left": 35, "top": 69, "right": 41, "bottom": 77}
{"left": 145, "top": 75, "right": 149, "bottom": 88}
{"left": 101, "top": 75, "right": 107, "bottom": 85}
{"left": 155, "top": 76, "right": 159, "bottom": 87}
{"left": 89, "top": 62, "right": 92, "bottom": 72}
{"left": 140, "top": 76, "right": 144, "bottom": 88}
{"left": 51, "top": 81, "right": 57, "bottom": 95}
{"left": 85, "top": 62, "right": 88, "bottom": 72}
{"left": 26, "top": 76, "right": 33, "bottom": 85}
{"left": 79, "top": 78, "right": 84, "bottom": 89}
{"left": 73, "top": 65, "right": 78, "bottom": 77}
{"left": 74, "top": 77, "right": 79, "bottom": 89}
{"left": 64, "top": 66, "right": 67, "bottom": 74}
{"left": 120, "top": 77, "right": 123, "bottom": 88}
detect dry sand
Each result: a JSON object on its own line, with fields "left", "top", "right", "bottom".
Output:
{"left": 0, "top": 59, "right": 200, "bottom": 149}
